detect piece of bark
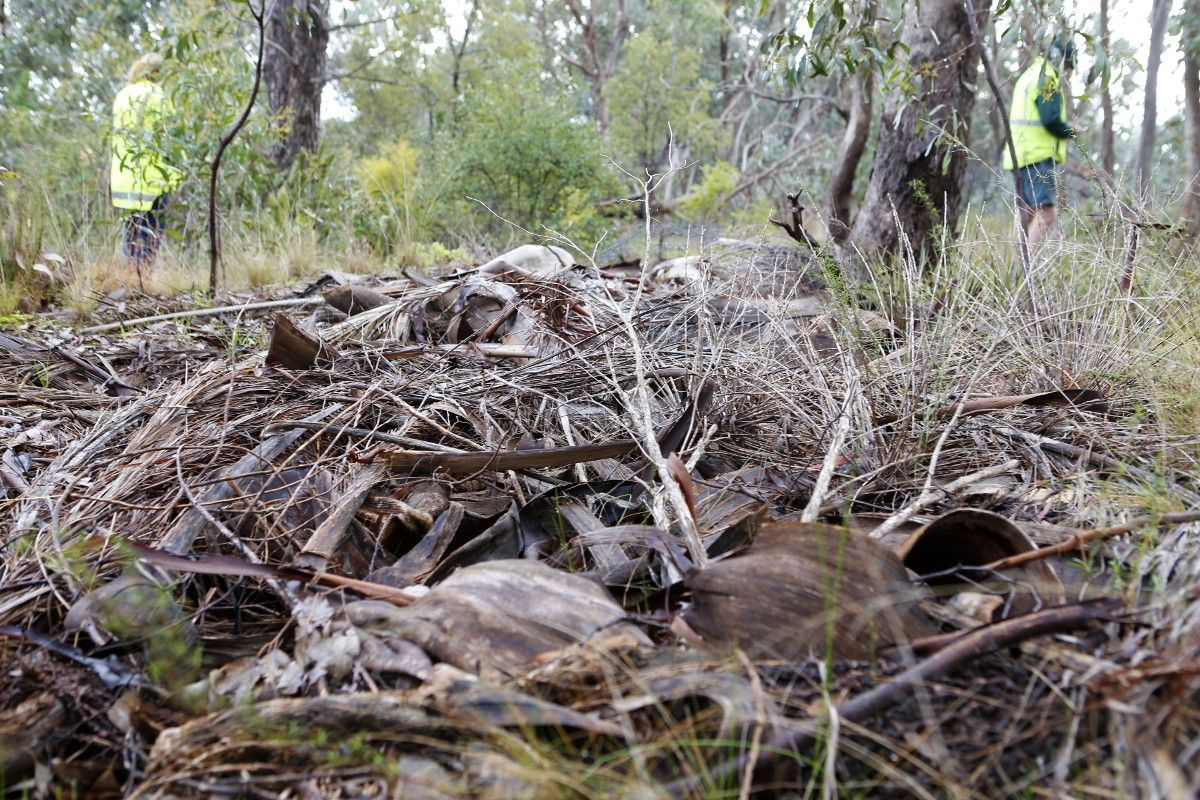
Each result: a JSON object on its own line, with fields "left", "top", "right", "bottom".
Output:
{"left": 400, "top": 482, "right": 452, "bottom": 526}
{"left": 369, "top": 502, "right": 465, "bottom": 587}
{"left": 874, "top": 388, "right": 1108, "bottom": 426}
{"left": 344, "top": 560, "right": 651, "bottom": 681}
{"left": 896, "top": 508, "right": 1065, "bottom": 618}
{"left": 555, "top": 496, "right": 625, "bottom": 571}
{"left": 265, "top": 314, "right": 338, "bottom": 370}
{"left": 415, "top": 664, "right": 623, "bottom": 736}
{"left": 427, "top": 507, "right": 524, "bottom": 581}
{"left": 157, "top": 405, "right": 340, "bottom": 555}
{"left": 322, "top": 284, "right": 393, "bottom": 316}
{"left": 150, "top": 694, "right": 446, "bottom": 762}
{"left": 0, "top": 692, "right": 65, "bottom": 781}
{"left": 683, "top": 522, "right": 936, "bottom": 661}
{"left": 295, "top": 465, "right": 386, "bottom": 571}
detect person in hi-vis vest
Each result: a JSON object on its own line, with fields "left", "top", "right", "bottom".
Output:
{"left": 1003, "top": 35, "right": 1076, "bottom": 252}
{"left": 110, "top": 53, "right": 181, "bottom": 269}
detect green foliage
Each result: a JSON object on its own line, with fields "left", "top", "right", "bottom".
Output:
{"left": 761, "top": 0, "right": 903, "bottom": 84}
{"left": 677, "top": 161, "right": 740, "bottom": 221}
{"left": 433, "top": 82, "right": 615, "bottom": 246}
{"left": 356, "top": 139, "right": 421, "bottom": 251}
{"left": 608, "top": 33, "right": 724, "bottom": 172}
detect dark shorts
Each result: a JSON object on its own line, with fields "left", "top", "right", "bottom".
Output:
{"left": 1016, "top": 159, "right": 1057, "bottom": 209}
{"left": 124, "top": 193, "right": 170, "bottom": 265}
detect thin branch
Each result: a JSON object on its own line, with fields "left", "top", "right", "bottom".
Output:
{"left": 869, "top": 459, "right": 1020, "bottom": 540}
{"left": 985, "top": 510, "right": 1200, "bottom": 571}
{"left": 209, "top": 0, "right": 267, "bottom": 297}
{"left": 663, "top": 598, "right": 1121, "bottom": 795}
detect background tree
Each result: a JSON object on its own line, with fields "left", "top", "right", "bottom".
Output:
{"left": 1099, "top": 0, "right": 1116, "bottom": 176}
{"left": 4, "top": 0, "right": 1198, "bottom": 287}
{"left": 1138, "top": 0, "right": 1174, "bottom": 194}
{"left": 534, "top": 0, "right": 631, "bottom": 134}
{"left": 1183, "top": 0, "right": 1200, "bottom": 231}
{"left": 263, "top": 0, "right": 330, "bottom": 172}
{"left": 848, "top": 0, "right": 992, "bottom": 262}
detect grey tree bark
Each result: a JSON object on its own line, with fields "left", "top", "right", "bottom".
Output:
{"left": 847, "top": 0, "right": 992, "bottom": 265}
{"left": 263, "top": 0, "right": 329, "bottom": 173}
{"left": 826, "top": 69, "right": 874, "bottom": 244}
{"left": 545, "top": 0, "right": 630, "bottom": 134}
{"left": 1137, "top": 0, "right": 1173, "bottom": 194}
{"left": 1183, "top": 0, "right": 1200, "bottom": 231}
{"left": 1100, "top": 0, "right": 1116, "bottom": 176}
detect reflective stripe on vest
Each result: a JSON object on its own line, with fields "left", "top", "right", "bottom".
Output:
{"left": 111, "top": 190, "right": 160, "bottom": 204}
{"left": 1002, "top": 57, "right": 1067, "bottom": 170}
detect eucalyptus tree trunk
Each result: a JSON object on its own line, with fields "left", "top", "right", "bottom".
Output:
{"left": 847, "top": 0, "right": 991, "bottom": 265}
{"left": 264, "top": 0, "right": 329, "bottom": 173}
{"left": 1099, "top": 0, "right": 1116, "bottom": 176}
{"left": 1137, "top": 0, "right": 1173, "bottom": 194}
{"left": 1183, "top": 0, "right": 1200, "bottom": 232}
{"left": 826, "top": 68, "right": 874, "bottom": 244}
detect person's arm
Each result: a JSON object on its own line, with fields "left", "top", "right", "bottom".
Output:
{"left": 1035, "top": 73, "right": 1074, "bottom": 139}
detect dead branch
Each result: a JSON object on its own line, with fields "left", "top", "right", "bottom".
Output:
{"left": 985, "top": 510, "right": 1200, "bottom": 571}
{"left": 80, "top": 297, "right": 322, "bottom": 335}
{"left": 664, "top": 598, "right": 1121, "bottom": 795}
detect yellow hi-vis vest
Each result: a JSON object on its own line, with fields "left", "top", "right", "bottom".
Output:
{"left": 1003, "top": 57, "right": 1067, "bottom": 170}
{"left": 110, "top": 80, "right": 181, "bottom": 210}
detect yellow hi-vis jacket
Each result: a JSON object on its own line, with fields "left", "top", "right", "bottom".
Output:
{"left": 110, "top": 80, "right": 181, "bottom": 210}
{"left": 1003, "top": 57, "right": 1068, "bottom": 170}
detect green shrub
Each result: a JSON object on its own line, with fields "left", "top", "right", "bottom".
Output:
{"left": 431, "top": 84, "right": 615, "bottom": 248}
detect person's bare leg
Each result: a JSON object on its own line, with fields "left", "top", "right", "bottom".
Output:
{"left": 1026, "top": 205, "right": 1058, "bottom": 252}
{"left": 1017, "top": 201, "right": 1033, "bottom": 236}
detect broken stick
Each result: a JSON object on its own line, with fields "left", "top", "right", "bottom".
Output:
{"left": 984, "top": 510, "right": 1200, "bottom": 572}
{"left": 663, "top": 597, "right": 1121, "bottom": 795}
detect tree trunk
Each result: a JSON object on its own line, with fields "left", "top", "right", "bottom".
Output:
{"left": 263, "top": 0, "right": 329, "bottom": 173}
{"left": 1138, "top": 0, "right": 1173, "bottom": 194}
{"left": 1183, "top": 0, "right": 1200, "bottom": 232}
{"left": 449, "top": 0, "right": 481, "bottom": 94}
{"left": 1100, "top": 0, "right": 1116, "bottom": 176}
{"left": 848, "top": 0, "right": 991, "bottom": 264}
{"left": 985, "top": 17, "right": 1008, "bottom": 163}
{"left": 553, "top": 0, "right": 629, "bottom": 135}
{"left": 827, "top": 68, "right": 874, "bottom": 244}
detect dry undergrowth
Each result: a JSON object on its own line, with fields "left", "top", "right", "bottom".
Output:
{"left": 0, "top": 221, "right": 1198, "bottom": 799}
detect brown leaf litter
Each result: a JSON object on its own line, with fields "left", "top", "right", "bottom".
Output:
{"left": 1, "top": 241, "right": 1199, "bottom": 797}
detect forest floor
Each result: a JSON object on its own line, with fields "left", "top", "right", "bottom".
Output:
{"left": 1, "top": 232, "right": 1199, "bottom": 798}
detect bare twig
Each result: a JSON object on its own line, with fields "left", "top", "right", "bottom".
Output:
{"left": 209, "top": 0, "right": 267, "bottom": 296}
{"left": 985, "top": 510, "right": 1200, "bottom": 571}
{"left": 79, "top": 297, "right": 321, "bottom": 335}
